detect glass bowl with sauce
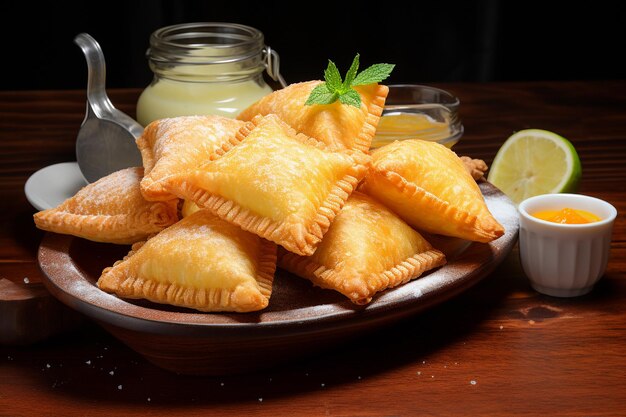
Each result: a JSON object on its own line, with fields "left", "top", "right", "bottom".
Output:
{"left": 518, "top": 193, "right": 617, "bottom": 297}
{"left": 372, "top": 84, "right": 464, "bottom": 149}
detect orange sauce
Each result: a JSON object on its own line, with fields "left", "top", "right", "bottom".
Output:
{"left": 532, "top": 208, "right": 601, "bottom": 224}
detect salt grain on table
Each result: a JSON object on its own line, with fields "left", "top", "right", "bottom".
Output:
{"left": 118, "top": 385, "right": 123, "bottom": 390}
{"left": 470, "top": 380, "right": 477, "bottom": 385}
{"left": 23, "top": 277, "right": 29, "bottom": 284}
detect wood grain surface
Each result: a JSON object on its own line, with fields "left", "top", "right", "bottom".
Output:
{"left": 1, "top": 82, "right": 625, "bottom": 416}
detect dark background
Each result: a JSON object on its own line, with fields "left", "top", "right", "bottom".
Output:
{"left": 1, "top": 0, "right": 625, "bottom": 91}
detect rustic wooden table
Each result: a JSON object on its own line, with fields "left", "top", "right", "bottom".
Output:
{"left": 1, "top": 82, "right": 625, "bottom": 416}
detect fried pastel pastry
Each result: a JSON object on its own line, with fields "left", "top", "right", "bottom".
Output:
{"left": 460, "top": 155, "right": 488, "bottom": 181}
{"left": 137, "top": 115, "right": 245, "bottom": 201}
{"left": 237, "top": 80, "right": 388, "bottom": 152}
{"left": 33, "top": 167, "right": 178, "bottom": 244}
{"left": 360, "top": 140, "right": 505, "bottom": 242}
{"left": 279, "top": 192, "right": 446, "bottom": 305}
{"left": 98, "top": 209, "right": 277, "bottom": 313}
{"left": 168, "top": 114, "right": 371, "bottom": 256}
{"left": 181, "top": 199, "right": 201, "bottom": 218}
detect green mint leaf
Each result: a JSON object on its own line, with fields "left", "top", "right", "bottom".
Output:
{"left": 305, "top": 83, "right": 339, "bottom": 105}
{"left": 305, "top": 55, "right": 394, "bottom": 106}
{"left": 338, "top": 89, "right": 362, "bottom": 107}
{"left": 352, "top": 63, "right": 395, "bottom": 86}
{"left": 324, "top": 60, "right": 343, "bottom": 92}
{"left": 342, "top": 54, "right": 360, "bottom": 90}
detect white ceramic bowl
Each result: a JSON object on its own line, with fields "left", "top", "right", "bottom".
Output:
{"left": 518, "top": 194, "right": 617, "bottom": 297}
{"left": 24, "top": 162, "right": 87, "bottom": 211}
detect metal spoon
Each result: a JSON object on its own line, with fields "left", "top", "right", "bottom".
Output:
{"left": 74, "top": 33, "right": 143, "bottom": 183}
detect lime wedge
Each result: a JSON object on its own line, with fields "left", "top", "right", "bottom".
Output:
{"left": 487, "top": 129, "right": 581, "bottom": 204}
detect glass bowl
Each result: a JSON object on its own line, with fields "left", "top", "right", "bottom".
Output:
{"left": 372, "top": 84, "right": 464, "bottom": 149}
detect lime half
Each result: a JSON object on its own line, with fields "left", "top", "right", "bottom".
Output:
{"left": 487, "top": 129, "right": 581, "bottom": 204}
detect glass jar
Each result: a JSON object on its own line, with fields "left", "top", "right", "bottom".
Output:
{"left": 136, "top": 22, "right": 285, "bottom": 126}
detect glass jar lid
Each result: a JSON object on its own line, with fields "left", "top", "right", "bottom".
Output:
{"left": 147, "top": 22, "right": 286, "bottom": 86}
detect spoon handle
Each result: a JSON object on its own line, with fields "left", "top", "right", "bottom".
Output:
{"left": 74, "top": 33, "right": 115, "bottom": 117}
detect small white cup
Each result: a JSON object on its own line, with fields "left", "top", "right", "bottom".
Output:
{"left": 518, "top": 194, "right": 617, "bottom": 297}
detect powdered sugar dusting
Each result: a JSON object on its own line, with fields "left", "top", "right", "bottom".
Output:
{"left": 149, "top": 115, "right": 244, "bottom": 170}
{"left": 70, "top": 167, "right": 144, "bottom": 214}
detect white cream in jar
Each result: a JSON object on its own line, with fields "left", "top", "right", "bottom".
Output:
{"left": 136, "top": 23, "right": 280, "bottom": 126}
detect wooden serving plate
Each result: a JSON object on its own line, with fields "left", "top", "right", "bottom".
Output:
{"left": 38, "top": 182, "right": 519, "bottom": 375}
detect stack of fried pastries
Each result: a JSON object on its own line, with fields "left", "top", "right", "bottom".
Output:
{"left": 34, "top": 81, "right": 504, "bottom": 312}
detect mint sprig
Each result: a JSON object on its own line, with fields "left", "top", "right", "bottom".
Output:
{"left": 305, "top": 54, "right": 394, "bottom": 107}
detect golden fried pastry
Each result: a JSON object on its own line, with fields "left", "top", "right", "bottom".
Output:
{"left": 168, "top": 114, "right": 371, "bottom": 256}
{"left": 181, "top": 199, "right": 201, "bottom": 217}
{"left": 460, "top": 155, "right": 488, "bottom": 181}
{"left": 237, "top": 80, "right": 388, "bottom": 151}
{"left": 360, "top": 140, "right": 505, "bottom": 242}
{"left": 98, "top": 209, "right": 277, "bottom": 312}
{"left": 33, "top": 167, "right": 178, "bottom": 244}
{"left": 279, "top": 192, "right": 446, "bottom": 304}
{"left": 137, "top": 115, "right": 245, "bottom": 201}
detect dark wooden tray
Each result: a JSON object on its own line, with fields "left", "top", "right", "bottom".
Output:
{"left": 38, "top": 182, "right": 519, "bottom": 375}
